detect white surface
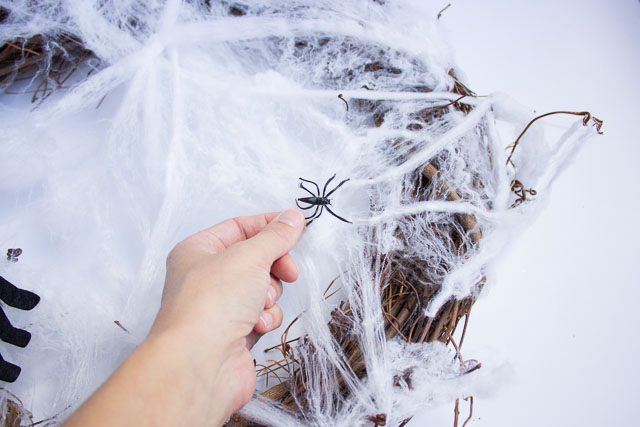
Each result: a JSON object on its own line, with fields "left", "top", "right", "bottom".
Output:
{"left": 412, "top": 1, "right": 640, "bottom": 425}
{"left": 0, "top": 1, "right": 637, "bottom": 425}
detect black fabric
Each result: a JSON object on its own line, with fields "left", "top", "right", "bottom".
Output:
{"left": 0, "top": 353, "right": 21, "bottom": 383}
{"left": 0, "top": 275, "right": 40, "bottom": 310}
{"left": 0, "top": 275, "right": 40, "bottom": 382}
{"left": 0, "top": 306, "right": 31, "bottom": 348}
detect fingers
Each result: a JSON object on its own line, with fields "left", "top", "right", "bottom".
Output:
{"left": 271, "top": 253, "right": 298, "bottom": 283}
{"left": 254, "top": 304, "right": 283, "bottom": 335}
{"left": 165, "top": 210, "right": 302, "bottom": 286}
{"left": 167, "top": 210, "right": 302, "bottom": 266}
{"left": 242, "top": 209, "right": 305, "bottom": 269}
{"left": 189, "top": 212, "right": 282, "bottom": 255}
{"left": 265, "top": 276, "right": 283, "bottom": 309}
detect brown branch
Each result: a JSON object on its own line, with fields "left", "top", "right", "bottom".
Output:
{"left": 6, "top": 42, "right": 41, "bottom": 56}
{"left": 437, "top": 3, "right": 452, "bottom": 19}
{"left": 458, "top": 311, "right": 470, "bottom": 349}
{"left": 113, "top": 320, "right": 129, "bottom": 334}
{"left": 448, "top": 332, "right": 464, "bottom": 368}
{"left": 263, "top": 338, "right": 300, "bottom": 354}
{"left": 461, "top": 396, "right": 473, "bottom": 427}
{"left": 454, "top": 398, "right": 460, "bottom": 427}
{"left": 506, "top": 110, "right": 604, "bottom": 166}
{"left": 338, "top": 93, "right": 349, "bottom": 111}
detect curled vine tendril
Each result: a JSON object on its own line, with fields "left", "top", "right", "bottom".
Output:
{"left": 510, "top": 179, "right": 537, "bottom": 208}
{"left": 506, "top": 110, "right": 604, "bottom": 167}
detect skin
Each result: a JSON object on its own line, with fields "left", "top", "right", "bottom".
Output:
{"left": 63, "top": 209, "right": 306, "bottom": 427}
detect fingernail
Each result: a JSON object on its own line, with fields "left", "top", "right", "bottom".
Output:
{"left": 260, "top": 312, "right": 273, "bottom": 329}
{"left": 276, "top": 209, "right": 303, "bottom": 228}
{"left": 267, "top": 286, "right": 277, "bottom": 306}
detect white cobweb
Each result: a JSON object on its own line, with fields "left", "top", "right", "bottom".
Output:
{"left": 0, "top": 0, "right": 600, "bottom": 425}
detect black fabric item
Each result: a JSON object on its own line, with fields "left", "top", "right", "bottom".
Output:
{"left": 0, "top": 275, "right": 40, "bottom": 382}
{"left": 0, "top": 353, "right": 21, "bottom": 383}
{"left": 0, "top": 276, "right": 40, "bottom": 310}
{"left": 0, "top": 306, "right": 31, "bottom": 348}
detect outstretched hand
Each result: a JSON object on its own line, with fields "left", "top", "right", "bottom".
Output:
{"left": 152, "top": 209, "right": 306, "bottom": 414}
{"left": 64, "top": 209, "right": 305, "bottom": 427}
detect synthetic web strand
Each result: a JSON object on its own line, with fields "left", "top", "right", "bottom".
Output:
{"left": 361, "top": 200, "right": 502, "bottom": 225}
{"left": 0, "top": 1, "right": 599, "bottom": 425}
{"left": 359, "top": 97, "right": 494, "bottom": 186}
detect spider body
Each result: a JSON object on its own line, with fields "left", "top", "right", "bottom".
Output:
{"left": 297, "top": 196, "right": 330, "bottom": 206}
{"left": 296, "top": 174, "right": 352, "bottom": 225}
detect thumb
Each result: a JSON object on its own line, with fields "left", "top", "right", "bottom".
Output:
{"left": 241, "top": 209, "right": 305, "bottom": 268}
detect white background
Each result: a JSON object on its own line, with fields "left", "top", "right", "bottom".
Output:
{"left": 412, "top": 1, "right": 640, "bottom": 425}
{"left": 1, "top": 1, "right": 638, "bottom": 425}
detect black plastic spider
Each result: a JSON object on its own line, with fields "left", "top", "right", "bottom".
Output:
{"left": 296, "top": 174, "right": 352, "bottom": 225}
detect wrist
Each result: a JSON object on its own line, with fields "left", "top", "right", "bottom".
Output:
{"left": 139, "top": 329, "right": 231, "bottom": 425}
{"left": 64, "top": 326, "right": 230, "bottom": 427}
{"left": 146, "top": 322, "right": 225, "bottom": 375}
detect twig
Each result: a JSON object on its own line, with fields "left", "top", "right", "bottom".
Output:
{"left": 96, "top": 94, "right": 107, "bottom": 109}
{"left": 458, "top": 311, "right": 470, "bottom": 349}
{"left": 255, "top": 362, "right": 284, "bottom": 387}
{"left": 454, "top": 398, "right": 460, "bottom": 427}
{"left": 509, "top": 179, "right": 537, "bottom": 208}
{"left": 338, "top": 93, "right": 349, "bottom": 111}
{"left": 27, "top": 406, "right": 71, "bottom": 426}
{"left": 6, "top": 42, "right": 40, "bottom": 56}
{"left": 114, "top": 320, "right": 129, "bottom": 333}
{"left": 448, "top": 332, "right": 464, "bottom": 368}
{"left": 263, "top": 337, "right": 300, "bottom": 353}
{"left": 462, "top": 396, "right": 473, "bottom": 427}
{"left": 323, "top": 273, "right": 345, "bottom": 298}
{"left": 383, "top": 311, "right": 409, "bottom": 341}
{"left": 279, "top": 314, "right": 302, "bottom": 373}
{"left": 437, "top": 3, "right": 452, "bottom": 19}
{"left": 418, "top": 95, "right": 468, "bottom": 115}
{"left": 506, "top": 110, "right": 603, "bottom": 166}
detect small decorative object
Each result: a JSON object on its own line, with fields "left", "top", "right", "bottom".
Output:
{"left": 296, "top": 174, "right": 352, "bottom": 225}
{"left": 5, "top": 249, "right": 21, "bottom": 263}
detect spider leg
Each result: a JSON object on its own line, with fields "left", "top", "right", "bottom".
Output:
{"left": 307, "top": 205, "right": 324, "bottom": 225}
{"left": 305, "top": 204, "right": 320, "bottom": 222}
{"left": 296, "top": 199, "right": 316, "bottom": 210}
{"left": 325, "top": 178, "right": 350, "bottom": 198}
{"left": 299, "top": 177, "right": 320, "bottom": 196}
{"left": 299, "top": 182, "right": 317, "bottom": 197}
{"left": 325, "top": 206, "right": 352, "bottom": 224}
{"left": 322, "top": 174, "right": 337, "bottom": 197}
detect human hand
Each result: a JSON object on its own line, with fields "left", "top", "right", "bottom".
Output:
{"left": 150, "top": 209, "right": 305, "bottom": 420}
{"left": 63, "top": 209, "right": 305, "bottom": 427}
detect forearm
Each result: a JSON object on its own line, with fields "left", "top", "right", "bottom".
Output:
{"left": 63, "top": 330, "right": 229, "bottom": 427}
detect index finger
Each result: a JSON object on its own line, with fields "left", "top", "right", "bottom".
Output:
{"left": 194, "top": 212, "right": 281, "bottom": 254}
{"left": 165, "top": 212, "right": 288, "bottom": 287}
